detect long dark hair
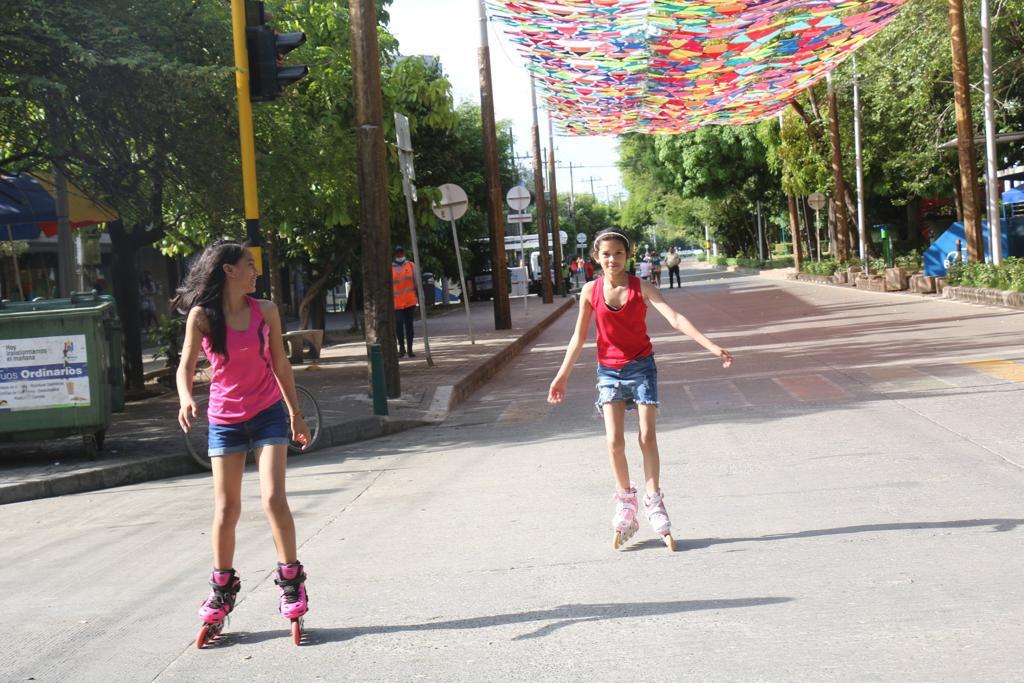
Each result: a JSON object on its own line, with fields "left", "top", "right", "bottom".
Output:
{"left": 170, "top": 241, "right": 248, "bottom": 359}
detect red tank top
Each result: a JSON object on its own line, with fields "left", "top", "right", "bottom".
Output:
{"left": 590, "top": 275, "right": 653, "bottom": 369}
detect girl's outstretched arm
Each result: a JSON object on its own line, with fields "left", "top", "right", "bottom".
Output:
{"left": 176, "top": 307, "right": 206, "bottom": 432}
{"left": 548, "top": 281, "right": 595, "bottom": 403}
{"left": 641, "top": 280, "right": 733, "bottom": 368}
{"left": 262, "top": 301, "right": 312, "bottom": 449}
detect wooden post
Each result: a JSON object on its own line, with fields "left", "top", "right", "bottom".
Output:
{"left": 948, "top": 0, "right": 983, "bottom": 262}
{"left": 827, "top": 74, "right": 850, "bottom": 263}
{"left": 547, "top": 113, "right": 564, "bottom": 295}
{"left": 477, "top": 0, "right": 511, "bottom": 329}
{"left": 530, "top": 75, "right": 553, "bottom": 304}
{"left": 350, "top": 0, "right": 399, "bottom": 398}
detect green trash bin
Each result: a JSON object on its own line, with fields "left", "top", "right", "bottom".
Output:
{"left": 0, "top": 291, "right": 125, "bottom": 458}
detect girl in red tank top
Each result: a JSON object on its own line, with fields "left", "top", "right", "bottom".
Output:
{"left": 548, "top": 230, "right": 734, "bottom": 551}
{"left": 173, "top": 242, "right": 312, "bottom": 642}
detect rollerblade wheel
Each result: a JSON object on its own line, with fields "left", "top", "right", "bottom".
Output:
{"left": 291, "top": 618, "right": 303, "bottom": 646}
{"left": 195, "top": 621, "right": 223, "bottom": 649}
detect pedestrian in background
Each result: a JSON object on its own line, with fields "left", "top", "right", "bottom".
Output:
{"left": 173, "top": 241, "right": 311, "bottom": 642}
{"left": 547, "top": 230, "right": 733, "bottom": 551}
{"left": 637, "top": 255, "right": 651, "bottom": 281}
{"left": 665, "top": 247, "right": 682, "bottom": 289}
{"left": 392, "top": 245, "right": 418, "bottom": 358}
{"left": 650, "top": 250, "right": 662, "bottom": 287}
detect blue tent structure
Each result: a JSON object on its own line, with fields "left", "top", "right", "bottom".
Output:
{"left": 924, "top": 188, "right": 1024, "bottom": 277}
{"left": 0, "top": 173, "right": 58, "bottom": 240}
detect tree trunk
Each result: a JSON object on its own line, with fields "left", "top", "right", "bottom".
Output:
{"left": 948, "top": 0, "right": 983, "bottom": 261}
{"left": 108, "top": 219, "right": 145, "bottom": 394}
{"left": 788, "top": 194, "right": 803, "bottom": 271}
{"left": 298, "top": 267, "right": 334, "bottom": 331}
{"left": 266, "top": 230, "right": 284, "bottom": 308}
{"left": 827, "top": 76, "right": 850, "bottom": 262}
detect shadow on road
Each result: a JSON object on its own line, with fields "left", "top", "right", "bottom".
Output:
{"left": 297, "top": 597, "right": 793, "bottom": 645}
{"left": 678, "top": 518, "right": 1024, "bottom": 551}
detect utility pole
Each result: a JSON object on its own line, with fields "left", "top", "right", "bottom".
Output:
{"left": 350, "top": 0, "right": 399, "bottom": 398}
{"left": 981, "top": 0, "right": 1002, "bottom": 264}
{"left": 948, "top": 0, "right": 982, "bottom": 262}
{"left": 477, "top": 0, "right": 512, "bottom": 328}
{"left": 826, "top": 73, "right": 850, "bottom": 262}
{"left": 583, "top": 176, "right": 599, "bottom": 200}
{"left": 547, "top": 112, "right": 564, "bottom": 295}
{"left": 530, "top": 75, "right": 553, "bottom": 304}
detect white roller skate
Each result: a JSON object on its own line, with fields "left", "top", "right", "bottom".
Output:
{"left": 644, "top": 489, "right": 675, "bottom": 551}
{"left": 612, "top": 487, "right": 640, "bottom": 550}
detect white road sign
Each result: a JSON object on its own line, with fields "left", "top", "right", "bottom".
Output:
{"left": 808, "top": 192, "right": 827, "bottom": 211}
{"left": 506, "top": 185, "right": 531, "bottom": 211}
{"left": 508, "top": 213, "right": 532, "bottom": 223}
{"left": 432, "top": 183, "right": 469, "bottom": 221}
{"left": 576, "top": 232, "right": 587, "bottom": 245}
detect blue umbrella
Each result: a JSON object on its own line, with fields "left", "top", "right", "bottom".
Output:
{"left": 0, "top": 173, "right": 59, "bottom": 240}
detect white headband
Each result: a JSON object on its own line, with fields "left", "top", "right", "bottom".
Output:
{"left": 593, "top": 231, "right": 631, "bottom": 250}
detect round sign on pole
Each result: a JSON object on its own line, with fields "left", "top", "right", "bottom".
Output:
{"left": 432, "top": 183, "right": 469, "bottom": 221}
{"left": 576, "top": 232, "right": 587, "bottom": 245}
{"left": 506, "top": 185, "right": 531, "bottom": 211}
{"left": 807, "top": 192, "right": 827, "bottom": 211}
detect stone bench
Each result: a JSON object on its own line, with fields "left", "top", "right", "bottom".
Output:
{"left": 282, "top": 329, "right": 324, "bottom": 364}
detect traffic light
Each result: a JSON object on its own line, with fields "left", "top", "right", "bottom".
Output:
{"left": 245, "top": 1, "right": 308, "bottom": 102}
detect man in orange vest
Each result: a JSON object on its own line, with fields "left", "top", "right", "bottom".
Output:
{"left": 391, "top": 245, "right": 418, "bottom": 357}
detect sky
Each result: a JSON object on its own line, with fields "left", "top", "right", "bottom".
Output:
{"left": 387, "top": 0, "right": 625, "bottom": 206}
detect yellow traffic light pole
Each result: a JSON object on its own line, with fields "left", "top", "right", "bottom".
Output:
{"left": 229, "top": 0, "right": 263, "bottom": 271}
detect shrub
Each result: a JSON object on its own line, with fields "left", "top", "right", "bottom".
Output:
{"left": 713, "top": 255, "right": 729, "bottom": 266}
{"left": 802, "top": 259, "right": 839, "bottom": 276}
{"left": 696, "top": 252, "right": 707, "bottom": 262}
{"left": 894, "top": 250, "right": 923, "bottom": 272}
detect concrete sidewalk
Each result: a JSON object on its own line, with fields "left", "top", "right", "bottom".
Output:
{"left": 0, "top": 295, "right": 574, "bottom": 505}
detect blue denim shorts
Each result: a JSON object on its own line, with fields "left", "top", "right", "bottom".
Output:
{"left": 595, "top": 354, "right": 658, "bottom": 412}
{"left": 207, "top": 400, "right": 290, "bottom": 457}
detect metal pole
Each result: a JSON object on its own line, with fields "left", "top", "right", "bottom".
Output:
{"left": 852, "top": 56, "right": 868, "bottom": 265}
{"left": 981, "top": 0, "right": 1002, "bottom": 264}
{"left": 530, "top": 74, "right": 553, "bottom": 304}
{"left": 477, "top": 0, "right": 512, "bottom": 327}
{"left": 229, "top": 0, "right": 263, "bottom": 271}
{"left": 450, "top": 218, "right": 475, "bottom": 344}
{"left": 398, "top": 153, "right": 434, "bottom": 367}
{"left": 6, "top": 225, "right": 24, "bottom": 300}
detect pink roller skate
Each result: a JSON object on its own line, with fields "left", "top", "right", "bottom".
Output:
{"left": 195, "top": 569, "right": 241, "bottom": 648}
{"left": 644, "top": 489, "right": 676, "bottom": 551}
{"left": 612, "top": 487, "right": 640, "bottom": 550}
{"left": 274, "top": 562, "right": 309, "bottom": 645}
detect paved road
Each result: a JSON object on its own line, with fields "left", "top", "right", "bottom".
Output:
{"left": 4, "top": 267, "right": 1024, "bottom": 681}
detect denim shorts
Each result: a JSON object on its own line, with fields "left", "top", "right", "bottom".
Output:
{"left": 207, "top": 400, "right": 290, "bottom": 457}
{"left": 595, "top": 354, "right": 658, "bottom": 412}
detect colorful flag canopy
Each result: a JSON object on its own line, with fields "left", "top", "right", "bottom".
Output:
{"left": 487, "top": 0, "right": 908, "bottom": 135}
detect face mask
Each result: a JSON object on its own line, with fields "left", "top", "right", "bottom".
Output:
{"left": 395, "top": 256, "right": 406, "bottom": 263}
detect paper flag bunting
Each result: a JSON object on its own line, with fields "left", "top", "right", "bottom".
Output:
{"left": 487, "top": 0, "right": 908, "bottom": 135}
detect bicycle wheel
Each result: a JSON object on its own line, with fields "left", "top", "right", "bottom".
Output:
{"left": 183, "top": 396, "right": 212, "bottom": 470}
{"left": 290, "top": 385, "right": 322, "bottom": 454}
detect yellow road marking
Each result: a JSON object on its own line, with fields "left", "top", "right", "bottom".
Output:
{"left": 961, "top": 359, "right": 1024, "bottom": 383}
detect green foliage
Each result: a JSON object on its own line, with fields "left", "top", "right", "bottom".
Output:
{"left": 894, "top": 250, "right": 923, "bottom": 272}
{"left": 947, "top": 257, "right": 1024, "bottom": 291}
{"left": 802, "top": 259, "right": 840, "bottom": 276}
{"left": 150, "top": 316, "right": 185, "bottom": 368}
{"left": 868, "top": 258, "right": 888, "bottom": 275}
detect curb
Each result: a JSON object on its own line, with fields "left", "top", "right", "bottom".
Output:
{"left": 448, "top": 297, "right": 575, "bottom": 411}
{"left": 0, "top": 298, "right": 577, "bottom": 506}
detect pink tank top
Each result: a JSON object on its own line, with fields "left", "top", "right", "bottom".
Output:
{"left": 202, "top": 297, "right": 282, "bottom": 425}
{"left": 590, "top": 275, "right": 653, "bottom": 369}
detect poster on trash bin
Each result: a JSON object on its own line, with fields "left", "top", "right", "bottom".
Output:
{"left": 0, "top": 335, "right": 90, "bottom": 411}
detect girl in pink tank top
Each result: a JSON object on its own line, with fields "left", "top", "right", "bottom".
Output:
{"left": 172, "top": 242, "right": 312, "bottom": 639}
{"left": 548, "top": 230, "right": 734, "bottom": 551}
